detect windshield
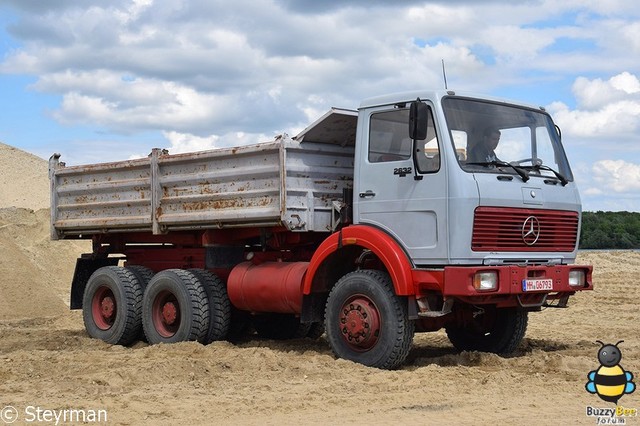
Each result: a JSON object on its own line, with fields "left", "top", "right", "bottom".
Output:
{"left": 442, "top": 97, "right": 573, "bottom": 182}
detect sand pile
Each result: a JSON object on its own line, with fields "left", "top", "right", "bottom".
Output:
{"left": 0, "top": 143, "right": 87, "bottom": 319}
{"left": 0, "top": 142, "right": 50, "bottom": 210}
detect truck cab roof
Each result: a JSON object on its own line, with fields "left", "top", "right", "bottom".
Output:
{"left": 294, "top": 90, "right": 546, "bottom": 148}
{"left": 359, "top": 89, "right": 545, "bottom": 111}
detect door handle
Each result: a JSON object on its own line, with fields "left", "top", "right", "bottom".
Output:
{"left": 359, "top": 190, "right": 376, "bottom": 198}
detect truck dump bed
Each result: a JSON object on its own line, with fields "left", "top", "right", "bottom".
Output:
{"left": 49, "top": 110, "right": 357, "bottom": 239}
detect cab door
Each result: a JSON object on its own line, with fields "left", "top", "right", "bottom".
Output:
{"left": 353, "top": 104, "right": 448, "bottom": 265}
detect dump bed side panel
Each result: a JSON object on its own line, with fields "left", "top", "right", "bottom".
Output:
{"left": 50, "top": 139, "right": 355, "bottom": 239}
{"left": 51, "top": 142, "right": 283, "bottom": 238}
{"left": 51, "top": 157, "right": 153, "bottom": 237}
{"left": 155, "top": 143, "right": 283, "bottom": 232}
{"left": 283, "top": 141, "right": 354, "bottom": 232}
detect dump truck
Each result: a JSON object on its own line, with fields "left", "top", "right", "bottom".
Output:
{"left": 49, "top": 90, "right": 593, "bottom": 369}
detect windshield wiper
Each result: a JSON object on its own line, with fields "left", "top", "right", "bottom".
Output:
{"left": 521, "top": 164, "right": 569, "bottom": 186}
{"left": 466, "top": 160, "right": 530, "bottom": 182}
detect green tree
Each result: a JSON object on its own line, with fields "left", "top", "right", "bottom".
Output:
{"left": 580, "top": 211, "right": 640, "bottom": 249}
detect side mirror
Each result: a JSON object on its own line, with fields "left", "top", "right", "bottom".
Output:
{"left": 409, "top": 99, "right": 428, "bottom": 140}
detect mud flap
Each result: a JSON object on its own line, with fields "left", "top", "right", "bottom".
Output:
{"left": 70, "top": 255, "right": 119, "bottom": 309}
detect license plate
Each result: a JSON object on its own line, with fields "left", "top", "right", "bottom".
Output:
{"left": 522, "top": 278, "right": 553, "bottom": 292}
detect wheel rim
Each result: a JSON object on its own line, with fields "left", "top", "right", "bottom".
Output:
{"left": 91, "top": 286, "right": 116, "bottom": 330}
{"left": 338, "top": 294, "right": 381, "bottom": 351}
{"left": 152, "top": 290, "right": 181, "bottom": 338}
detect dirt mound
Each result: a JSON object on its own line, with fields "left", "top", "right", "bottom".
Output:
{"left": 0, "top": 207, "right": 88, "bottom": 319}
{"left": 0, "top": 142, "right": 50, "bottom": 210}
{"left": 0, "top": 143, "right": 88, "bottom": 319}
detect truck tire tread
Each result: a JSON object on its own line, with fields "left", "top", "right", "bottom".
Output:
{"left": 82, "top": 266, "right": 143, "bottom": 346}
{"left": 325, "top": 269, "right": 414, "bottom": 370}
{"left": 188, "top": 268, "right": 231, "bottom": 343}
{"left": 142, "top": 269, "right": 210, "bottom": 344}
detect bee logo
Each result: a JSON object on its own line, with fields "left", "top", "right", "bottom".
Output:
{"left": 586, "top": 340, "right": 636, "bottom": 404}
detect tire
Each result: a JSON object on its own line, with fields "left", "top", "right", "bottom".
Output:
{"left": 325, "top": 270, "right": 414, "bottom": 369}
{"left": 142, "top": 269, "right": 209, "bottom": 344}
{"left": 82, "top": 266, "right": 143, "bottom": 345}
{"left": 445, "top": 307, "right": 528, "bottom": 355}
{"left": 126, "top": 265, "right": 155, "bottom": 342}
{"left": 253, "top": 313, "right": 311, "bottom": 340}
{"left": 188, "top": 269, "right": 231, "bottom": 343}
{"left": 125, "top": 265, "right": 154, "bottom": 291}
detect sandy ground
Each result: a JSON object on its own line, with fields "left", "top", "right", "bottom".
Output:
{"left": 0, "top": 143, "right": 638, "bottom": 425}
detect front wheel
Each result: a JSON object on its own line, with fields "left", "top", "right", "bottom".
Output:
{"left": 325, "top": 270, "right": 414, "bottom": 369}
{"left": 445, "top": 307, "right": 528, "bottom": 354}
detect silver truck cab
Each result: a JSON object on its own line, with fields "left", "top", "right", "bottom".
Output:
{"left": 353, "top": 90, "right": 581, "bottom": 267}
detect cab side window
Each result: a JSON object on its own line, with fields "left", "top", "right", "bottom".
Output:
{"left": 368, "top": 106, "right": 440, "bottom": 173}
{"left": 368, "top": 109, "right": 412, "bottom": 163}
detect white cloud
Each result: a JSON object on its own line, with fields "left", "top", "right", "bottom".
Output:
{"left": 8, "top": 0, "right": 626, "bottom": 137}
{"left": 547, "top": 72, "right": 640, "bottom": 138}
{"left": 162, "top": 131, "right": 219, "bottom": 154}
{"left": 579, "top": 159, "right": 640, "bottom": 211}
{"left": 592, "top": 159, "right": 640, "bottom": 193}
{"left": 480, "top": 25, "right": 556, "bottom": 62}
{"left": 162, "top": 130, "right": 275, "bottom": 154}
{"left": 583, "top": 187, "right": 603, "bottom": 196}
{"left": 33, "top": 70, "right": 248, "bottom": 134}
{"left": 572, "top": 72, "right": 640, "bottom": 109}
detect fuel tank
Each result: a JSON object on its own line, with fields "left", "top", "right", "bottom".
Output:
{"left": 227, "top": 261, "right": 308, "bottom": 314}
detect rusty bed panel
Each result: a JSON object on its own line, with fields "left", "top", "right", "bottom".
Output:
{"left": 284, "top": 141, "right": 354, "bottom": 232}
{"left": 49, "top": 136, "right": 354, "bottom": 239}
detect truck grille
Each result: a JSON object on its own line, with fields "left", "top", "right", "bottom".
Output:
{"left": 472, "top": 207, "right": 578, "bottom": 252}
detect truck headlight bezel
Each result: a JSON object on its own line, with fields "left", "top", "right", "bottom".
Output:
{"left": 473, "top": 271, "right": 498, "bottom": 291}
{"left": 568, "top": 269, "right": 586, "bottom": 287}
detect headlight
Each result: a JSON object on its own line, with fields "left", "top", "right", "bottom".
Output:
{"left": 473, "top": 271, "right": 498, "bottom": 291}
{"left": 569, "top": 269, "right": 586, "bottom": 287}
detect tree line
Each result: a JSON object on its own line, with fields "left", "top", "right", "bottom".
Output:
{"left": 579, "top": 211, "right": 640, "bottom": 249}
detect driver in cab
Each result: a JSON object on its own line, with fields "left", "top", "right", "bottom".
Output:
{"left": 467, "top": 127, "right": 500, "bottom": 163}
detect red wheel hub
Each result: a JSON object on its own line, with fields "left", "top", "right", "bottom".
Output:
{"left": 101, "top": 297, "right": 115, "bottom": 318}
{"left": 91, "top": 286, "right": 116, "bottom": 330}
{"left": 339, "top": 296, "right": 381, "bottom": 351}
{"left": 152, "top": 290, "right": 180, "bottom": 338}
{"left": 162, "top": 302, "right": 178, "bottom": 325}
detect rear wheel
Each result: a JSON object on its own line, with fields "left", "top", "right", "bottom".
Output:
{"left": 125, "top": 265, "right": 154, "bottom": 291}
{"left": 82, "top": 266, "right": 143, "bottom": 345}
{"left": 125, "top": 265, "right": 155, "bottom": 342}
{"left": 325, "top": 270, "right": 414, "bottom": 369}
{"left": 188, "top": 269, "right": 231, "bottom": 343}
{"left": 445, "top": 307, "right": 528, "bottom": 354}
{"left": 142, "top": 269, "right": 209, "bottom": 344}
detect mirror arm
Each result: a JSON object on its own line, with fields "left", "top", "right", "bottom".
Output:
{"left": 413, "top": 141, "right": 423, "bottom": 181}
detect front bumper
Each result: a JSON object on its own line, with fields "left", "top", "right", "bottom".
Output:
{"left": 413, "top": 263, "right": 593, "bottom": 308}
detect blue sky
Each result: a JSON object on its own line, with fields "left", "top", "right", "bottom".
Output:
{"left": 1, "top": 0, "right": 639, "bottom": 212}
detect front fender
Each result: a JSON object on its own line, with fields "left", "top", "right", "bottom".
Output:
{"left": 303, "top": 225, "right": 414, "bottom": 295}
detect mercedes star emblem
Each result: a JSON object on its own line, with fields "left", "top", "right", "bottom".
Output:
{"left": 522, "top": 216, "right": 541, "bottom": 246}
